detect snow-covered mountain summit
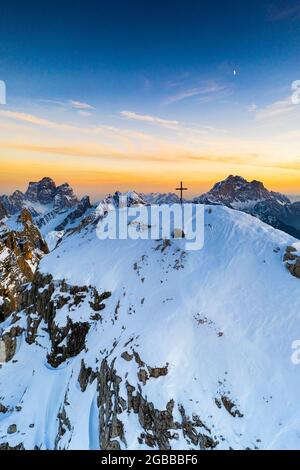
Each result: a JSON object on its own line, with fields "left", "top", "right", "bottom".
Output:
{"left": 194, "top": 175, "right": 290, "bottom": 209}
{"left": 97, "top": 190, "right": 182, "bottom": 209}
{"left": 1, "top": 177, "right": 80, "bottom": 216}
{"left": 193, "top": 175, "right": 300, "bottom": 239}
{"left": 0, "top": 178, "right": 93, "bottom": 250}
{"left": 139, "top": 192, "right": 181, "bottom": 205}
{"left": 0, "top": 201, "right": 300, "bottom": 450}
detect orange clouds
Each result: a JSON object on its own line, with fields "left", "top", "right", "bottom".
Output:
{"left": 0, "top": 108, "right": 300, "bottom": 197}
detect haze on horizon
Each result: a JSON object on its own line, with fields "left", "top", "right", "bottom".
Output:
{"left": 1, "top": 0, "right": 300, "bottom": 198}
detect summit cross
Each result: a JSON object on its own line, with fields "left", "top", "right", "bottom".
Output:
{"left": 175, "top": 181, "right": 188, "bottom": 204}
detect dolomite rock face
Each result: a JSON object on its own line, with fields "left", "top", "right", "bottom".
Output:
{"left": 284, "top": 245, "right": 300, "bottom": 278}
{"left": 22, "top": 177, "right": 79, "bottom": 210}
{"left": 97, "top": 358, "right": 218, "bottom": 451}
{"left": 0, "top": 201, "right": 7, "bottom": 221}
{"left": 0, "top": 268, "right": 112, "bottom": 365}
{"left": 0, "top": 209, "right": 48, "bottom": 322}
{"left": 1, "top": 326, "right": 24, "bottom": 362}
{"left": 55, "top": 196, "right": 92, "bottom": 231}
{"left": 0, "top": 178, "right": 91, "bottom": 244}
{"left": 0, "top": 339, "right": 6, "bottom": 362}
{"left": 0, "top": 191, "right": 24, "bottom": 216}
{"left": 194, "top": 175, "right": 289, "bottom": 208}
{"left": 0, "top": 443, "right": 25, "bottom": 450}
{"left": 194, "top": 175, "right": 300, "bottom": 239}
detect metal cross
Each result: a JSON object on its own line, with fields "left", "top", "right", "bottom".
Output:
{"left": 175, "top": 181, "right": 188, "bottom": 204}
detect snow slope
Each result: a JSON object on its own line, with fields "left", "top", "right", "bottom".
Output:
{"left": 1, "top": 205, "right": 300, "bottom": 450}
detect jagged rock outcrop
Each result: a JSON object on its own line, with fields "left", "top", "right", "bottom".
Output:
{"left": 194, "top": 175, "right": 289, "bottom": 208}
{"left": 0, "top": 177, "right": 80, "bottom": 221}
{"left": 55, "top": 196, "right": 92, "bottom": 231}
{"left": 24, "top": 177, "right": 78, "bottom": 209}
{"left": 26, "top": 177, "right": 57, "bottom": 204}
{"left": 194, "top": 175, "right": 300, "bottom": 240}
{"left": 54, "top": 183, "right": 79, "bottom": 211}
{"left": 0, "top": 201, "right": 7, "bottom": 220}
{"left": 0, "top": 326, "right": 24, "bottom": 362}
{"left": 0, "top": 269, "right": 112, "bottom": 364}
{"left": 78, "top": 359, "right": 97, "bottom": 392}
{"left": 97, "top": 358, "right": 218, "bottom": 450}
{"left": 0, "top": 443, "right": 25, "bottom": 450}
{"left": 284, "top": 246, "right": 300, "bottom": 278}
{"left": 47, "top": 319, "right": 90, "bottom": 368}
{"left": 0, "top": 191, "right": 25, "bottom": 216}
{"left": 0, "top": 209, "right": 49, "bottom": 321}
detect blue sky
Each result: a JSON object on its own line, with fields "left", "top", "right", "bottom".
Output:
{"left": 2, "top": 0, "right": 300, "bottom": 112}
{"left": 1, "top": 0, "right": 300, "bottom": 197}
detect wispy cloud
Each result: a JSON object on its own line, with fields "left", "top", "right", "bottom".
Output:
{"left": 0, "top": 141, "right": 263, "bottom": 167}
{"left": 120, "top": 111, "right": 180, "bottom": 129}
{"left": 0, "top": 110, "right": 70, "bottom": 130}
{"left": 0, "top": 110, "right": 150, "bottom": 140}
{"left": 267, "top": 2, "right": 300, "bottom": 21}
{"left": 187, "top": 154, "right": 259, "bottom": 164}
{"left": 164, "top": 81, "right": 227, "bottom": 105}
{"left": 120, "top": 110, "right": 227, "bottom": 137}
{"left": 255, "top": 97, "right": 295, "bottom": 120}
{"left": 68, "top": 100, "right": 95, "bottom": 110}
{"left": 40, "top": 98, "right": 95, "bottom": 115}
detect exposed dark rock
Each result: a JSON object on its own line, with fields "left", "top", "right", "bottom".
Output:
{"left": 54, "top": 406, "right": 72, "bottom": 450}
{"left": 47, "top": 319, "right": 90, "bottom": 368}
{"left": 97, "top": 359, "right": 127, "bottom": 450}
{"left": 0, "top": 190, "right": 25, "bottom": 216}
{"left": 0, "top": 442, "right": 24, "bottom": 450}
{"left": 7, "top": 424, "right": 17, "bottom": 434}
{"left": 0, "top": 403, "right": 8, "bottom": 413}
{"left": 121, "top": 351, "right": 133, "bottom": 362}
{"left": 0, "top": 201, "right": 8, "bottom": 220}
{"left": 26, "top": 177, "right": 57, "bottom": 204}
{"left": 284, "top": 246, "right": 300, "bottom": 278}
{"left": 55, "top": 196, "right": 92, "bottom": 231}
{"left": 221, "top": 396, "right": 243, "bottom": 418}
{"left": 138, "top": 369, "right": 149, "bottom": 385}
{"left": 286, "top": 245, "right": 297, "bottom": 252}
{"left": 89, "top": 290, "right": 111, "bottom": 312}
{"left": 125, "top": 366, "right": 217, "bottom": 450}
{"left": 78, "top": 359, "right": 97, "bottom": 392}
{"left": 1, "top": 326, "right": 24, "bottom": 362}
{"left": 133, "top": 350, "right": 145, "bottom": 368}
{"left": 0, "top": 212, "right": 49, "bottom": 322}
{"left": 3, "top": 272, "right": 111, "bottom": 366}
{"left": 148, "top": 365, "right": 169, "bottom": 379}
{"left": 25, "top": 314, "right": 42, "bottom": 345}
{"left": 194, "top": 175, "right": 289, "bottom": 207}
{"left": 283, "top": 246, "right": 297, "bottom": 262}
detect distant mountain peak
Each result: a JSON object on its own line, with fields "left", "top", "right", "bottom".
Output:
{"left": 25, "top": 177, "right": 57, "bottom": 204}
{"left": 1, "top": 177, "right": 80, "bottom": 216}
{"left": 0, "top": 201, "right": 8, "bottom": 220}
{"left": 139, "top": 192, "right": 182, "bottom": 205}
{"left": 195, "top": 175, "right": 290, "bottom": 209}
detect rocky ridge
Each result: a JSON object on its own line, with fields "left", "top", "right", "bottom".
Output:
{"left": 0, "top": 209, "right": 48, "bottom": 322}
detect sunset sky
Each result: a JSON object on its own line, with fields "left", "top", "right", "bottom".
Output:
{"left": 1, "top": 0, "right": 300, "bottom": 199}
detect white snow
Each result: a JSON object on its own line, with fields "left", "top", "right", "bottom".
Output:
{"left": 1, "top": 205, "right": 300, "bottom": 449}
